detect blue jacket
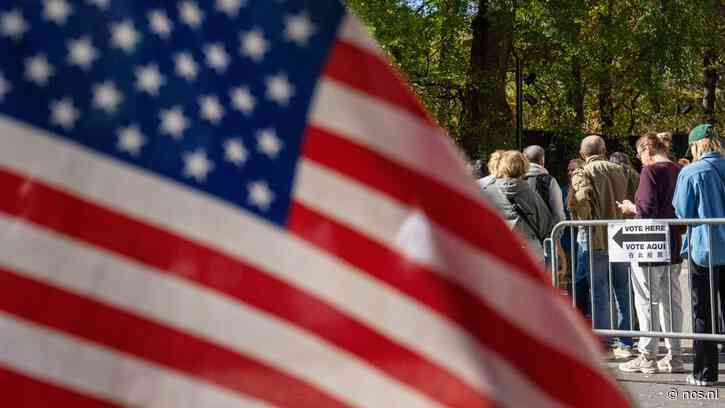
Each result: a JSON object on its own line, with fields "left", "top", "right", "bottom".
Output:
{"left": 672, "top": 152, "right": 725, "bottom": 266}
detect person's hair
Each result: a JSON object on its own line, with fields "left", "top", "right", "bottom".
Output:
{"left": 656, "top": 131, "right": 672, "bottom": 149}
{"left": 691, "top": 137, "right": 723, "bottom": 161}
{"left": 580, "top": 135, "right": 606, "bottom": 157}
{"left": 677, "top": 158, "right": 690, "bottom": 166}
{"left": 496, "top": 150, "right": 529, "bottom": 179}
{"left": 636, "top": 132, "right": 668, "bottom": 157}
{"left": 609, "top": 151, "right": 632, "bottom": 168}
{"left": 522, "top": 145, "right": 545, "bottom": 165}
{"left": 486, "top": 149, "right": 505, "bottom": 175}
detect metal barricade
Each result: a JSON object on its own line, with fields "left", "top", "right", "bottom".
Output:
{"left": 550, "top": 218, "right": 725, "bottom": 342}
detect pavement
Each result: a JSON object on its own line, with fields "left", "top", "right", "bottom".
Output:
{"left": 601, "top": 263, "right": 725, "bottom": 407}
{"left": 608, "top": 350, "right": 725, "bottom": 407}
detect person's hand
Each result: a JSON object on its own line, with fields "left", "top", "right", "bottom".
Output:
{"left": 617, "top": 199, "right": 637, "bottom": 215}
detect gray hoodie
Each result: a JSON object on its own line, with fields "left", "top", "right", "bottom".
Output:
{"left": 480, "top": 177, "right": 556, "bottom": 258}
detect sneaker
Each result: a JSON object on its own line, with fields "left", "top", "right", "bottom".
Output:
{"left": 686, "top": 374, "right": 716, "bottom": 386}
{"left": 657, "top": 355, "right": 685, "bottom": 373}
{"left": 618, "top": 354, "right": 657, "bottom": 374}
{"left": 613, "top": 346, "right": 634, "bottom": 359}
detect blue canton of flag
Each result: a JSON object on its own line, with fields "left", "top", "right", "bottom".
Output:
{"left": 0, "top": 0, "right": 344, "bottom": 225}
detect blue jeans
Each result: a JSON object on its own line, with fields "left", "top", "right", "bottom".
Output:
{"left": 574, "top": 244, "right": 590, "bottom": 316}
{"left": 591, "top": 250, "right": 633, "bottom": 348}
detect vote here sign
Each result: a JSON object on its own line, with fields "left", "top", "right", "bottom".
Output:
{"left": 608, "top": 220, "right": 671, "bottom": 263}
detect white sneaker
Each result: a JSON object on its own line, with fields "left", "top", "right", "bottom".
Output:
{"left": 657, "top": 355, "right": 685, "bottom": 373}
{"left": 686, "top": 374, "right": 716, "bottom": 386}
{"left": 618, "top": 354, "right": 657, "bottom": 374}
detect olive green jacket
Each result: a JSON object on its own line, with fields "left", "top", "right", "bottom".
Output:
{"left": 570, "top": 155, "right": 628, "bottom": 251}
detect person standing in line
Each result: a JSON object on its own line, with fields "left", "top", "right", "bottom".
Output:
{"left": 570, "top": 135, "right": 634, "bottom": 357}
{"left": 522, "top": 145, "right": 566, "bottom": 224}
{"left": 610, "top": 151, "right": 640, "bottom": 207}
{"left": 566, "top": 159, "right": 590, "bottom": 316}
{"left": 672, "top": 124, "right": 725, "bottom": 386}
{"left": 617, "top": 132, "right": 685, "bottom": 374}
{"left": 480, "top": 150, "right": 556, "bottom": 264}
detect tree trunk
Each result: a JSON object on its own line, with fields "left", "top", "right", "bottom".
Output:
{"left": 703, "top": 48, "right": 718, "bottom": 123}
{"left": 597, "top": 74, "right": 614, "bottom": 137}
{"left": 461, "top": 0, "right": 514, "bottom": 160}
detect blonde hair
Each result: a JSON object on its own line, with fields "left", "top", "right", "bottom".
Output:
{"left": 691, "top": 137, "right": 723, "bottom": 161}
{"left": 656, "top": 132, "right": 673, "bottom": 150}
{"left": 486, "top": 149, "right": 505, "bottom": 175}
{"left": 495, "top": 150, "right": 529, "bottom": 179}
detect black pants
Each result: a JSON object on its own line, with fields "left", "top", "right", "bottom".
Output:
{"left": 691, "top": 263, "right": 725, "bottom": 382}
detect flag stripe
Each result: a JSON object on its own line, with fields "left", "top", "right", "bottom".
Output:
{"left": 337, "top": 15, "right": 384, "bottom": 58}
{"left": 308, "top": 80, "right": 481, "bottom": 203}
{"left": 0, "top": 312, "right": 274, "bottom": 408}
{"left": 0, "top": 266, "right": 353, "bottom": 408}
{"left": 288, "top": 202, "right": 628, "bottom": 408}
{"left": 324, "top": 41, "right": 431, "bottom": 122}
{"left": 301, "top": 125, "right": 541, "bottom": 278}
{"left": 0, "top": 212, "right": 454, "bottom": 408}
{"left": 0, "top": 366, "right": 120, "bottom": 408}
{"left": 293, "top": 158, "right": 601, "bottom": 364}
{"left": 0, "top": 117, "right": 496, "bottom": 407}
{"left": 0, "top": 173, "right": 464, "bottom": 408}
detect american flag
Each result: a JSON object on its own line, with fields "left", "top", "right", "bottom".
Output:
{"left": 0, "top": 1, "right": 629, "bottom": 407}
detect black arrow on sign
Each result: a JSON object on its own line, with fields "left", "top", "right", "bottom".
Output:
{"left": 613, "top": 228, "right": 667, "bottom": 249}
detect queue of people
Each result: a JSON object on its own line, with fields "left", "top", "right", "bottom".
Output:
{"left": 477, "top": 124, "right": 725, "bottom": 385}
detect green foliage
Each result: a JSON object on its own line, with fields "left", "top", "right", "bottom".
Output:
{"left": 346, "top": 0, "right": 725, "bottom": 152}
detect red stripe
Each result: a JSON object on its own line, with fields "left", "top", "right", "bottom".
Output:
{"left": 325, "top": 40, "right": 433, "bottom": 123}
{"left": 0, "top": 365, "right": 120, "bottom": 408}
{"left": 289, "top": 203, "right": 630, "bottom": 408}
{"left": 302, "top": 126, "right": 543, "bottom": 281}
{"left": 0, "top": 167, "right": 491, "bottom": 408}
{"left": 0, "top": 266, "right": 347, "bottom": 408}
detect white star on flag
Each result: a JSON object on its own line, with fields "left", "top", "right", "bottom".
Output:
{"left": 284, "top": 13, "right": 316, "bottom": 46}
{"left": 256, "top": 128, "right": 283, "bottom": 159}
{"left": 247, "top": 180, "right": 274, "bottom": 210}
{"left": 92, "top": 81, "right": 124, "bottom": 114}
{"left": 111, "top": 20, "right": 140, "bottom": 54}
{"left": 159, "top": 107, "right": 189, "bottom": 139}
{"left": 0, "top": 72, "right": 11, "bottom": 102}
{"left": 183, "top": 149, "right": 214, "bottom": 182}
{"left": 44, "top": 0, "right": 73, "bottom": 26}
{"left": 24, "top": 54, "right": 54, "bottom": 86}
{"left": 135, "top": 64, "right": 166, "bottom": 96}
{"left": 117, "top": 125, "right": 146, "bottom": 156}
{"left": 1, "top": 9, "right": 28, "bottom": 41}
{"left": 50, "top": 97, "right": 80, "bottom": 130}
{"left": 86, "top": 0, "right": 110, "bottom": 10}
{"left": 265, "top": 73, "right": 295, "bottom": 106}
{"left": 67, "top": 37, "right": 98, "bottom": 70}
{"left": 239, "top": 29, "right": 269, "bottom": 62}
{"left": 216, "top": 0, "right": 245, "bottom": 17}
{"left": 223, "top": 138, "right": 248, "bottom": 166}
{"left": 199, "top": 95, "right": 225, "bottom": 124}
{"left": 148, "top": 10, "right": 173, "bottom": 39}
{"left": 230, "top": 86, "right": 256, "bottom": 115}
{"left": 204, "top": 43, "right": 230, "bottom": 73}
{"left": 174, "top": 52, "right": 199, "bottom": 82}
{"left": 179, "top": 1, "right": 204, "bottom": 30}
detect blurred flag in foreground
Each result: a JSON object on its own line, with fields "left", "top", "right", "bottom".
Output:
{"left": 0, "top": 0, "right": 630, "bottom": 407}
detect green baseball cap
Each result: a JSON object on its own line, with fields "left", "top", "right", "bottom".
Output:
{"left": 688, "top": 123, "right": 719, "bottom": 143}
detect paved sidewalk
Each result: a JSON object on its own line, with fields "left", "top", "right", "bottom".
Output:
{"left": 608, "top": 350, "right": 725, "bottom": 407}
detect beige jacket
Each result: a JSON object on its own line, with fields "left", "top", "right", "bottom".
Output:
{"left": 570, "top": 155, "right": 628, "bottom": 251}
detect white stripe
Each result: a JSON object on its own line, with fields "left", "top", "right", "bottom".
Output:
{"left": 0, "top": 312, "right": 271, "bottom": 408}
{"left": 309, "top": 79, "right": 481, "bottom": 202}
{"left": 0, "top": 216, "right": 438, "bottom": 408}
{"left": 0, "top": 116, "right": 445, "bottom": 407}
{"left": 337, "top": 14, "right": 384, "bottom": 57}
{"left": 295, "top": 160, "right": 606, "bottom": 369}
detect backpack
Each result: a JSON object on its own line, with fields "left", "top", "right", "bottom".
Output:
{"left": 524, "top": 173, "right": 553, "bottom": 214}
